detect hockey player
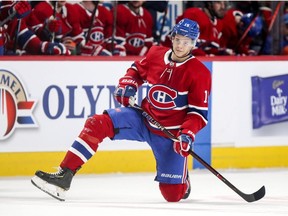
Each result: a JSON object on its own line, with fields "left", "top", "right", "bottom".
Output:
{"left": 31, "top": 18, "right": 211, "bottom": 202}
{"left": 25, "top": 1, "right": 61, "bottom": 42}
{"left": 1, "top": 1, "right": 70, "bottom": 55}
{"left": 0, "top": 0, "right": 31, "bottom": 55}
{"left": 27, "top": 1, "right": 85, "bottom": 54}
{"left": 0, "top": 0, "right": 31, "bottom": 24}
{"left": 113, "top": 1, "right": 154, "bottom": 56}
{"left": 73, "top": 1, "right": 114, "bottom": 56}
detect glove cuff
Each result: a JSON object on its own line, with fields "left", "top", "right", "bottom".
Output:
{"left": 178, "top": 129, "right": 195, "bottom": 142}
{"left": 119, "top": 76, "right": 138, "bottom": 89}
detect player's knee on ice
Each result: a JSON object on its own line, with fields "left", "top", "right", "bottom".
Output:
{"left": 159, "top": 183, "right": 187, "bottom": 202}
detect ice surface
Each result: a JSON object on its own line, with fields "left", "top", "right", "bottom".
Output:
{"left": 0, "top": 168, "right": 287, "bottom": 216}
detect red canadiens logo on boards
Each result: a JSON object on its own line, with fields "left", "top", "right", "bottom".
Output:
{"left": 0, "top": 69, "right": 37, "bottom": 140}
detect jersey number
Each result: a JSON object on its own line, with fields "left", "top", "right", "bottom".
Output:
{"left": 204, "top": 90, "right": 208, "bottom": 103}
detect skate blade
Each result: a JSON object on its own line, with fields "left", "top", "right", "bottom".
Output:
{"left": 31, "top": 176, "right": 66, "bottom": 201}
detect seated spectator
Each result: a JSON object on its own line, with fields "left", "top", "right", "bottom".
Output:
{"left": 219, "top": 8, "right": 243, "bottom": 55}
{"left": 113, "top": 1, "right": 154, "bottom": 56}
{"left": 1, "top": 1, "right": 69, "bottom": 55}
{"left": 221, "top": 2, "right": 272, "bottom": 56}
{"left": 239, "top": 13, "right": 266, "bottom": 55}
{"left": 25, "top": 1, "right": 60, "bottom": 42}
{"left": 220, "top": 9, "right": 260, "bottom": 55}
{"left": 26, "top": 1, "right": 85, "bottom": 54}
{"left": 73, "top": 1, "right": 118, "bottom": 56}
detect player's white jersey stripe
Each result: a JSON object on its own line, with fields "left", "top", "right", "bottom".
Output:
{"left": 188, "top": 104, "right": 208, "bottom": 111}
{"left": 177, "top": 91, "right": 189, "bottom": 95}
{"left": 173, "top": 105, "right": 188, "bottom": 110}
{"left": 131, "top": 65, "right": 138, "bottom": 71}
{"left": 182, "top": 157, "right": 188, "bottom": 184}
{"left": 187, "top": 111, "right": 208, "bottom": 124}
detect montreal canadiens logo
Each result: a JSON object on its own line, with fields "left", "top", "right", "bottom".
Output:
{"left": 0, "top": 69, "right": 37, "bottom": 140}
{"left": 89, "top": 26, "right": 104, "bottom": 45}
{"left": 148, "top": 85, "right": 177, "bottom": 109}
{"left": 127, "top": 33, "right": 145, "bottom": 47}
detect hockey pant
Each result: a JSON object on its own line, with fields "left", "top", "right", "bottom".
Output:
{"left": 60, "top": 113, "right": 187, "bottom": 202}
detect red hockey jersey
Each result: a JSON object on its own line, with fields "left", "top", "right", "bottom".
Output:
{"left": 114, "top": 3, "right": 154, "bottom": 56}
{"left": 72, "top": 2, "right": 113, "bottom": 46}
{"left": 125, "top": 45, "right": 211, "bottom": 138}
{"left": 27, "top": 2, "right": 84, "bottom": 45}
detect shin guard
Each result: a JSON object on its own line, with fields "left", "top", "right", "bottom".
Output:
{"left": 60, "top": 114, "right": 114, "bottom": 172}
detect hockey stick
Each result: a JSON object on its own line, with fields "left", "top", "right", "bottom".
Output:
{"left": 111, "top": 1, "right": 118, "bottom": 55}
{"left": 129, "top": 99, "right": 265, "bottom": 203}
{"left": 267, "top": 1, "right": 282, "bottom": 32}
{"left": 235, "top": 15, "right": 258, "bottom": 50}
{"left": 12, "top": 19, "right": 21, "bottom": 54}
{"left": 85, "top": 1, "right": 99, "bottom": 42}
{"left": 156, "top": 2, "right": 168, "bottom": 45}
{"left": 0, "top": 10, "right": 16, "bottom": 27}
{"left": 50, "top": 1, "right": 57, "bottom": 42}
{"left": 259, "top": 1, "right": 282, "bottom": 54}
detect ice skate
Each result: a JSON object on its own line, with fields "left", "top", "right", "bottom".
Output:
{"left": 31, "top": 167, "right": 74, "bottom": 201}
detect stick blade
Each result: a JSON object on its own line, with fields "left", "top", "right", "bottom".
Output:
{"left": 242, "top": 185, "right": 265, "bottom": 202}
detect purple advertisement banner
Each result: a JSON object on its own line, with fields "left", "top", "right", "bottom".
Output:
{"left": 252, "top": 74, "right": 288, "bottom": 129}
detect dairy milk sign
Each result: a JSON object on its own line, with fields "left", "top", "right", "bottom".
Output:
{"left": 252, "top": 74, "right": 288, "bottom": 129}
{"left": 0, "top": 69, "right": 37, "bottom": 140}
{"left": 271, "top": 86, "right": 287, "bottom": 116}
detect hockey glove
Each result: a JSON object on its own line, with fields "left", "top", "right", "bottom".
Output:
{"left": 173, "top": 129, "right": 194, "bottom": 157}
{"left": 10, "top": 1, "right": 31, "bottom": 19}
{"left": 62, "top": 37, "right": 77, "bottom": 54}
{"left": 45, "top": 18, "right": 62, "bottom": 34}
{"left": 112, "top": 44, "right": 126, "bottom": 56}
{"left": 114, "top": 77, "right": 137, "bottom": 107}
{"left": 41, "top": 41, "right": 71, "bottom": 55}
{"left": 81, "top": 42, "right": 112, "bottom": 56}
